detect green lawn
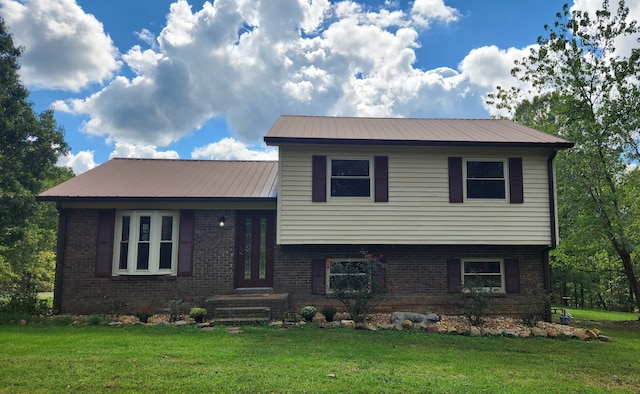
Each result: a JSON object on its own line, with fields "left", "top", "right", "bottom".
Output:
{"left": 1, "top": 315, "right": 639, "bottom": 394}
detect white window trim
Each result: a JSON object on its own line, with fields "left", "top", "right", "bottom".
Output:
{"left": 463, "top": 158, "right": 508, "bottom": 201}
{"left": 461, "top": 258, "right": 505, "bottom": 293}
{"left": 327, "top": 156, "right": 373, "bottom": 200}
{"left": 325, "top": 258, "right": 368, "bottom": 294}
{"left": 112, "top": 210, "right": 179, "bottom": 276}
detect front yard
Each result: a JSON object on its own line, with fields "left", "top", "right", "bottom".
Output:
{"left": 0, "top": 313, "right": 639, "bottom": 393}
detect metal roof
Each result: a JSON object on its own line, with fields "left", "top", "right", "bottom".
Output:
{"left": 38, "top": 158, "right": 278, "bottom": 201}
{"left": 264, "top": 115, "right": 574, "bottom": 148}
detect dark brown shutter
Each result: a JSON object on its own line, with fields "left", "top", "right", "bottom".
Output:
{"left": 95, "top": 210, "right": 115, "bottom": 277}
{"left": 504, "top": 258, "right": 520, "bottom": 293}
{"left": 312, "top": 155, "right": 327, "bottom": 202}
{"left": 177, "top": 210, "right": 195, "bottom": 276}
{"left": 374, "top": 156, "right": 389, "bottom": 202}
{"left": 509, "top": 158, "right": 524, "bottom": 204}
{"left": 447, "top": 258, "right": 461, "bottom": 292}
{"left": 448, "top": 157, "right": 463, "bottom": 203}
{"left": 311, "top": 258, "right": 326, "bottom": 294}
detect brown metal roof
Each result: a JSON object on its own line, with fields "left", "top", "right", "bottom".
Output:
{"left": 264, "top": 115, "right": 573, "bottom": 148}
{"left": 38, "top": 158, "right": 278, "bottom": 201}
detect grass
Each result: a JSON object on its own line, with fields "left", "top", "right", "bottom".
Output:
{"left": 555, "top": 307, "right": 639, "bottom": 322}
{"left": 0, "top": 312, "right": 639, "bottom": 393}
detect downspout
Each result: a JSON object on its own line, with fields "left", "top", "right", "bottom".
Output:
{"left": 52, "top": 203, "right": 68, "bottom": 315}
{"left": 543, "top": 148, "right": 558, "bottom": 322}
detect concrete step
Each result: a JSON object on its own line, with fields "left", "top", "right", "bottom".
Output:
{"left": 204, "top": 293, "right": 289, "bottom": 321}
{"left": 212, "top": 317, "right": 270, "bottom": 326}
{"left": 215, "top": 306, "right": 270, "bottom": 319}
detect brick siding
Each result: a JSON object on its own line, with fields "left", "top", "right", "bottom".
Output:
{"left": 57, "top": 209, "right": 546, "bottom": 317}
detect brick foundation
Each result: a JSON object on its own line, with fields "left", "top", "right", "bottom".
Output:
{"left": 56, "top": 209, "right": 547, "bottom": 318}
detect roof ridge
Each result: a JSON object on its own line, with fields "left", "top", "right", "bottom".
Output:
{"left": 110, "top": 158, "right": 277, "bottom": 163}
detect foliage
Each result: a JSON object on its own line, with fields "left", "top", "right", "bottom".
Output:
{"left": 300, "top": 306, "right": 317, "bottom": 322}
{"left": 1, "top": 321, "right": 640, "bottom": 392}
{"left": 328, "top": 250, "right": 387, "bottom": 323}
{"left": 487, "top": 0, "right": 640, "bottom": 312}
{"left": 0, "top": 274, "right": 50, "bottom": 316}
{"left": 134, "top": 307, "right": 154, "bottom": 323}
{"left": 460, "top": 276, "right": 491, "bottom": 327}
{"left": 188, "top": 307, "right": 207, "bottom": 323}
{"left": 320, "top": 305, "right": 337, "bottom": 322}
{"left": 0, "top": 17, "right": 72, "bottom": 297}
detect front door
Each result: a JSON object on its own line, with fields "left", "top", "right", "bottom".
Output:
{"left": 235, "top": 211, "right": 275, "bottom": 288}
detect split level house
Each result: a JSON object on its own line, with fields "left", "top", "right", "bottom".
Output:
{"left": 38, "top": 116, "right": 573, "bottom": 321}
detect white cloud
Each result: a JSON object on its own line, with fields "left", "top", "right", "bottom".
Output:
{"left": 191, "top": 138, "right": 278, "bottom": 160}
{"left": 0, "top": 0, "right": 120, "bottom": 91}
{"left": 410, "top": 0, "right": 460, "bottom": 27}
{"left": 27, "top": 0, "right": 513, "bottom": 149}
{"left": 57, "top": 150, "right": 95, "bottom": 174}
{"left": 109, "top": 142, "right": 179, "bottom": 160}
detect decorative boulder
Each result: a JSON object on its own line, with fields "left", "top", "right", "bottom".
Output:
{"left": 390, "top": 312, "right": 440, "bottom": 325}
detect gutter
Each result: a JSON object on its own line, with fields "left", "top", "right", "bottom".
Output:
{"left": 52, "top": 203, "right": 68, "bottom": 315}
{"left": 542, "top": 148, "right": 559, "bottom": 322}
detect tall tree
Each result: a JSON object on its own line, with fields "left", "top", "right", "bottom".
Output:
{"left": 488, "top": 1, "right": 640, "bottom": 311}
{"left": 0, "top": 17, "right": 71, "bottom": 292}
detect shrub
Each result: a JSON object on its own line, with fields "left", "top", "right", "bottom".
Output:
{"left": 134, "top": 307, "right": 153, "bottom": 323}
{"left": 0, "top": 275, "right": 50, "bottom": 316}
{"left": 320, "top": 305, "right": 337, "bottom": 322}
{"left": 189, "top": 307, "right": 208, "bottom": 323}
{"left": 300, "top": 306, "right": 317, "bottom": 322}
{"left": 329, "top": 250, "right": 388, "bottom": 323}
{"left": 460, "top": 275, "right": 491, "bottom": 327}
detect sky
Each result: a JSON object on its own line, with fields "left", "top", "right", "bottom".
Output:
{"left": 1, "top": 0, "right": 638, "bottom": 174}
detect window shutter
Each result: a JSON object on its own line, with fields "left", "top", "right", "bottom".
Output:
{"left": 509, "top": 158, "right": 524, "bottom": 204}
{"left": 374, "top": 156, "right": 389, "bottom": 202}
{"left": 448, "top": 157, "right": 463, "bottom": 203}
{"left": 447, "top": 258, "right": 461, "bottom": 292}
{"left": 177, "top": 210, "right": 195, "bottom": 276}
{"left": 311, "top": 258, "right": 326, "bottom": 294}
{"left": 312, "top": 155, "right": 327, "bottom": 202}
{"left": 504, "top": 258, "right": 520, "bottom": 293}
{"left": 95, "top": 210, "right": 115, "bottom": 277}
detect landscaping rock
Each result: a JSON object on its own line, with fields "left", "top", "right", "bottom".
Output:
{"left": 469, "top": 326, "right": 481, "bottom": 336}
{"left": 340, "top": 320, "right": 356, "bottom": 329}
{"left": 312, "top": 314, "right": 326, "bottom": 324}
{"left": 362, "top": 323, "right": 378, "bottom": 331}
{"left": 502, "top": 329, "right": 519, "bottom": 337}
{"left": 174, "top": 320, "right": 189, "bottom": 326}
{"left": 377, "top": 323, "right": 395, "bottom": 330}
{"left": 226, "top": 327, "right": 243, "bottom": 334}
{"left": 401, "top": 319, "right": 414, "bottom": 329}
{"left": 531, "top": 327, "right": 548, "bottom": 337}
{"left": 598, "top": 335, "right": 611, "bottom": 342}
{"left": 586, "top": 329, "right": 599, "bottom": 339}
{"left": 269, "top": 321, "right": 284, "bottom": 328}
{"left": 390, "top": 312, "right": 440, "bottom": 325}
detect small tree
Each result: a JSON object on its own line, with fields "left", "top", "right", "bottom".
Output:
{"left": 329, "top": 250, "right": 387, "bottom": 323}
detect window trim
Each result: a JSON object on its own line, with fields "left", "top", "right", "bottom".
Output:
{"left": 461, "top": 258, "right": 505, "bottom": 293}
{"left": 328, "top": 157, "right": 373, "bottom": 200}
{"left": 463, "top": 158, "right": 508, "bottom": 201}
{"left": 112, "top": 210, "right": 180, "bottom": 276}
{"left": 325, "top": 258, "right": 369, "bottom": 294}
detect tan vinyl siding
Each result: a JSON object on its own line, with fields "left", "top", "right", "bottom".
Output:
{"left": 277, "top": 145, "right": 554, "bottom": 245}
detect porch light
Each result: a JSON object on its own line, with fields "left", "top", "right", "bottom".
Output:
{"left": 218, "top": 216, "right": 226, "bottom": 227}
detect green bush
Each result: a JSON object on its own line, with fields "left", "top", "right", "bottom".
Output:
{"left": 0, "top": 275, "right": 50, "bottom": 316}
{"left": 134, "top": 307, "right": 154, "bottom": 323}
{"left": 320, "top": 305, "right": 337, "bottom": 322}
{"left": 329, "top": 250, "right": 388, "bottom": 323}
{"left": 300, "top": 306, "right": 317, "bottom": 322}
{"left": 189, "top": 307, "right": 208, "bottom": 323}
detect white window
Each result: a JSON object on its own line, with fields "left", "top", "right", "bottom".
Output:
{"left": 330, "top": 158, "right": 371, "bottom": 198}
{"left": 461, "top": 259, "right": 505, "bottom": 293}
{"left": 113, "top": 211, "right": 179, "bottom": 275}
{"left": 325, "top": 259, "right": 368, "bottom": 293}
{"left": 464, "top": 159, "right": 506, "bottom": 199}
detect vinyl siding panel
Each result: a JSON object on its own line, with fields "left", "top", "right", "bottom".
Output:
{"left": 277, "top": 145, "right": 554, "bottom": 245}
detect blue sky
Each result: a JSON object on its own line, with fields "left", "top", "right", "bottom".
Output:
{"left": 1, "top": 0, "right": 634, "bottom": 174}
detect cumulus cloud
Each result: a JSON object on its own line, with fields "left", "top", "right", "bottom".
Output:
{"left": 411, "top": 0, "right": 460, "bottom": 27}
{"left": 57, "top": 150, "right": 96, "bottom": 174}
{"left": 109, "top": 142, "right": 179, "bottom": 160}
{"left": 191, "top": 138, "right": 278, "bottom": 160}
{"left": 0, "top": 0, "right": 120, "bottom": 91}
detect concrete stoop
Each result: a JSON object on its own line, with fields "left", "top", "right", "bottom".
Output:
{"left": 204, "top": 290, "right": 289, "bottom": 325}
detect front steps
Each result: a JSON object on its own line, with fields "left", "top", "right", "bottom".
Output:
{"left": 204, "top": 289, "right": 289, "bottom": 325}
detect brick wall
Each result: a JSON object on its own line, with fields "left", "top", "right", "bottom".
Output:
{"left": 58, "top": 209, "right": 546, "bottom": 317}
